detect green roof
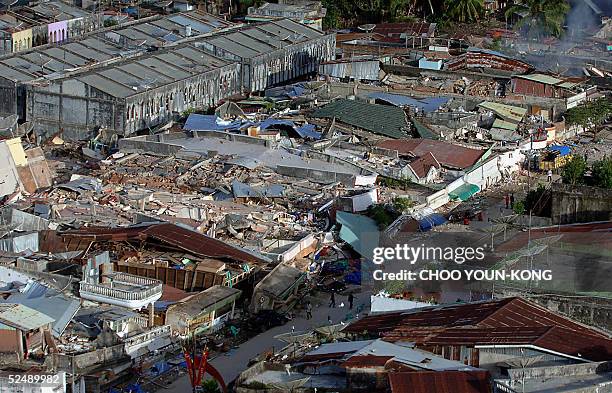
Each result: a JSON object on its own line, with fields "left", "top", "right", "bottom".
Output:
{"left": 312, "top": 99, "right": 411, "bottom": 139}
{"left": 448, "top": 183, "right": 480, "bottom": 201}
{"left": 492, "top": 118, "right": 518, "bottom": 131}
{"left": 412, "top": 118, "right": 438, "bottom": 139}
{"left": 478, "top": 101, "right": 527, "bottom": 123}
{"left": 515, "top": 73, "right": 563, "bottom": 85}
{"left": 336, "top": 211, "right": 380, "bottom": 259}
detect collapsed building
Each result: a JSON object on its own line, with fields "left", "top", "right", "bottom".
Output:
{"left": 15, "top": 18, "right": 335, "bottom": 140}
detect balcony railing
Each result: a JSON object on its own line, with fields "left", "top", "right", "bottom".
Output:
{"left": 80, "top": 282, "right": 162, "bottom": 301}
{"left": 79, "top": 273, "right": 162, "bottom": 308}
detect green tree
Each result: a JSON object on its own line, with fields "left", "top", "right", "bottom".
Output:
{"left": 444, "top": 0, "right": 484, "bottom": 23}
{"left": 505, "top": 0, "right": 570, "bottom": 38}
{"left": 565, "top": 98, "right": 612, "bottom": 134}
{"left": 561, "top": 155, "right": 587, "bottom": 185}
{"left": 591, "top": 157, "right": 612, "bottom": 189}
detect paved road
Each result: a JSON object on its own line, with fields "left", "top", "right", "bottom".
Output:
{"left": 159, "top": 290, "right": 370, "bottom": 392}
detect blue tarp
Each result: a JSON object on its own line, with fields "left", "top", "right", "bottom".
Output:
{"left": 260, "top": 118, "right": 322, "bottom": 139}
{"left": 344, "top": 271, "right": 361, "bottom": 285}
{"left": 368, "top": 92, "right": 450, "bottom": 113}
{"left": 265, "top": 83, "right": 308, "bottom": 100}
{"left": 549, "top": 145, "right": 571, "bottom": 156}
{"left": 418, "top": 213, "right": 447, "bottom": 231}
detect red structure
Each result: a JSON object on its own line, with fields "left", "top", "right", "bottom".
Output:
{"left": 184, "top": 349, "right": 227, "bottom": 393}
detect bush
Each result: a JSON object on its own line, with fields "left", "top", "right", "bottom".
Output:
{"left": 392, "top": 197, "right": 413, "bottom": 213}
{"left": 513, "top": 200, "right": 525, "bottom": 215}
{"left": 367, "top": 204, "right": 398, "bottom": 229}
{"left": 201, "top": 379, "right": 221, "bottom": 393}
{"left": 591, "top": 157, "right": 612, "bottom": 189}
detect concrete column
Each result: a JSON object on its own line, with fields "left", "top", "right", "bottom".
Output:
{"left": 230, "top": 300, "right": 236, "bottom": 319}
{"left": 16, "top": 329, "right": 24, "bottom": 362}
{"left": 149, "top": 302, "right": 155, "bottom": 327}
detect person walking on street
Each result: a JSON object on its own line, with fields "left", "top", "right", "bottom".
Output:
{"left": 305, "top": 301, "right": 312, "bottom": 320}
{"left": 348, "top": 293, "right": 354, "bottom": 310}
{"left": 329, "top": 292, "right": 336, "bottom": 308}
{"left": 547, "top": 169, "right": 553, "bottom": 182}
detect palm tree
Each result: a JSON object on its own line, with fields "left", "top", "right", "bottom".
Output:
{"left": 444, "top": 0, "right": 484, "bottom": 23}
{"left": 505, "top": 0, "right": 570, "bottom": 38}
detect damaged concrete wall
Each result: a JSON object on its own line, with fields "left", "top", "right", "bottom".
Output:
{"left": 551, "top": 183, "right": 612, "bottom": 225}
{"left": 124, "top": 64, "right": 240, "bottom": 135}
{"left": 27, "top": 79, "right": 123, "bottom": 141}
{"left": 27, "top": 63, "right": 240, "bottom": 140}
{"left": 0, "top": 78, "right": 20, "bottom": 119}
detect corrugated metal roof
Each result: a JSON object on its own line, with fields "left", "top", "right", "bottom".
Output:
{"left": 168, "top": 285, "right": 241, "bottom": 316}
{"left": 492, "top": 118, "right": 518, "bottom": 131}
{"left": 515, "top": 73, "right": 563, "bottom": 85}
{"left": 478, "top": 101, "right": 527, "bottom": 123}
{"left": 336, "top": 211, "right": 379, "bottom": 259}
{"left": 61, "top": 223, "right": 270, "bottom": 264}
{"left": 368, "top": 92, "right": 449, "bottom": 112}
{"left": 0, "top": 303, "right": 54, "bottom": 331}
{"left": 312, "top": 99, "right": 410, "bottom": 139}
{"left": 389, "top": 371, "right": 491, "bottom": 393}
{"left": 345, "top": 297, "right": 612, "bottom": 361}
{"left": 377, "top": 139, "right": 484, "bottom": 170}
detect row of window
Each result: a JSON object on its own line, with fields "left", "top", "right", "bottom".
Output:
{"left": 12, "top": 29, "right": 68, "bottom": 53}
{"left": 125, "top": 74, "right": 235, "bottom": 121}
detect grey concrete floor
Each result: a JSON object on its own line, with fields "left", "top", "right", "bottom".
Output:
{"left": 159, "top": 290, "right": 371, "bottom": 392}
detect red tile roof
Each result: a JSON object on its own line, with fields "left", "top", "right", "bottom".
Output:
{"left": 344, "top": 298, "right": 612, "bottom": 361}
{"left": 389, "top": 371, "right": 492, "bottom": 393}
{"left": 377, "top": 139, "right": 485, "bottom": 169}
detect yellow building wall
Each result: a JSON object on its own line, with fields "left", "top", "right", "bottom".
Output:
{"left": 5, "top": 138, "right": 27, "bottom": 166}
{"left": 11, "top": 29, "right": 33, "bottom": 53}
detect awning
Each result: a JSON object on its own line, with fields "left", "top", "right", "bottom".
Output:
{"left": 448, "top": 183, "right": 480, "bottom": 201}
{"left": 418, "top": 213, "right": 447, "bottom": 231}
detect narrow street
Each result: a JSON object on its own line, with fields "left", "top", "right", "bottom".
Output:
{"left": 160, "top": 291, "right": 371, "bottom": 392}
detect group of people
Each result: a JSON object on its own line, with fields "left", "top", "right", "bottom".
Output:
{"left": 303, "top": 292, "right": 355, "bottom": 320}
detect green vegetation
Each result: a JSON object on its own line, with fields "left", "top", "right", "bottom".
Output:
{"left": 561, "top": 156, "right": 587, "bottom": 185}
{"left": 378, "top": 176, "right": 413, "bottom": 190}
{"left": 367, "top": 204, "right": 399, "bottom": 229}
{"left": 513, "top": 200, "right": 526, "bottom": 215}
{"left": 322, "top": 0, "right": 423, "bottom": 29}
{"left": 565, "top": 98, "right": 612, "bottom": 134}
{"left": 591, "top": 157, "right": 612, "bottom": 189}
{"left": 505, "top": 0, "right": 570, "bottom": 38}
{"left": 201, "top": 380, "right": 221, "bottom": 393}
{"left": 444, "top": 0, "right": 484, "bottom": 23}
{"left": 103, "top": 19, "right": 118, "bottom": 27}
{"left": 392, "top": 196, "right": 414, "bottom": 213}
